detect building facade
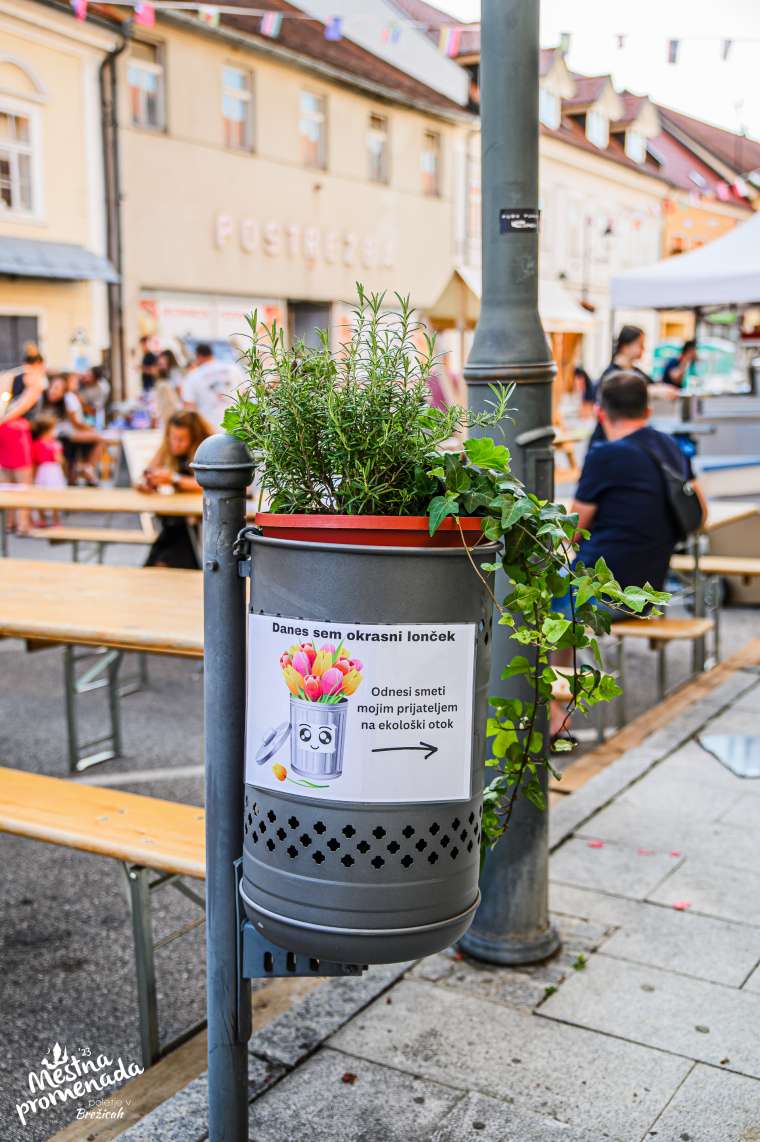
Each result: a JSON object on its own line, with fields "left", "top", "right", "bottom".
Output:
{"left": 0, "top": 0, "right": 117, "bottom": 373}
{"left": 113, "top": 7, "right": 472, "bottom": 393}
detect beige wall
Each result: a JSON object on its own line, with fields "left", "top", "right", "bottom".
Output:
{"left": 0, "top": 1, "right": 115, "bottom": 365}
{"left": 118, "top": 19, "right": 467, "bottom": 380}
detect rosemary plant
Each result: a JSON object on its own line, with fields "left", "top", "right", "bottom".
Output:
{"left": 224, "top": 286, "right": 667, "bottom": 850}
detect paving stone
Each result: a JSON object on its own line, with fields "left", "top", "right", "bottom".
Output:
{"left": 429, "top": 1090, "right": 621, "bottom": 1142}
{"left": 118, "top": 1074, "right": 209, "bottom": 1142}
{"left": 743, "top": 963, "right": 760, "bottom": 994}
{"left": 539, "top": 954, "right": 760, "bottom": 1077}
{"left": 608, "top": 764, "right": 742, "bottom": 823}
{"left": 580, "top": 801, "right": 758, "bottom": 869}
{"left": 330, "top": 978, "right": 690, "bottom": 1138}
{"left": 698, "top": 672, "right": 759, "bottom": 711}
{"left": 551, "top": 836, "right": 678, "bottom": 899}
{"left": 411, "top": 953, "right": 456, "bottom": 983}
{"left": 599, "top": 897, "right": 760, "bottom": 986}
{"left": 643, "top": 1062, "right": 760, "bottom": 1141}
{"left": 550, "top": 883, "right": 642, "bottom": 927}
{"left": 657, "top": 740, "right": 753, "bottom": 791}
{"left": 550, "top": 744, "right": 663, "bottom": 848}
{"left": 702, "top": 706, "right": 760, "bottom": 737}
{"left": 249, "top": 1047, "right": 460, "bottom": 1141}
{"left": 118, "top": 1057, "right": 285, "bottom": 1142}
{"left": 647, "top": 855, "right": 760, "bottom": 926}
{"left": 719, "top": 792, "right": 760, "bottom": 833}
{"left": 250, "top": 961, "right": 412, "bottom": 1068}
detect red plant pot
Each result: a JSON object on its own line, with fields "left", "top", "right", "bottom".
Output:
{"left": 254, "top": 513, "right": 486, "bottom": 548}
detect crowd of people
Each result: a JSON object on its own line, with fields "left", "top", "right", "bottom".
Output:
{"left": 0, "top": 337, "right": 244, "bottom": 546}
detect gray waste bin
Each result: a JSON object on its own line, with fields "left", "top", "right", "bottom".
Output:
{"left": 241, "top": 534, "right": 494, "bottom": 964}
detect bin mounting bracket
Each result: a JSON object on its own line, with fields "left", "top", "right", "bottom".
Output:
{"left": 234, "top": 860, "right": 366, "bottom": 1037}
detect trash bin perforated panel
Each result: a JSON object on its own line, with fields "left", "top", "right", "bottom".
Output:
{"left": 241, "top": 535, "right": 494, "bottom": 964}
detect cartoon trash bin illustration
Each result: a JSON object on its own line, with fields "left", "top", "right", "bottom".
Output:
{"left": 254, "top": 641, "right": 362, "bottom": 783}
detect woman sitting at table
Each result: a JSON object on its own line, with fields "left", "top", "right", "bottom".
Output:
{"left": 136, "top": 410, "right": 213, "bottom": 569}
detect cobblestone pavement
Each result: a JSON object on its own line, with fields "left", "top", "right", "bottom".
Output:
{"left": 1, "top": 522, "right": 758, "bottom": 1140}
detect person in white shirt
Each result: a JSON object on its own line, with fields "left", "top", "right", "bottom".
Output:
{"left": 182, "top": 343, "right": 245, "bottom": 429}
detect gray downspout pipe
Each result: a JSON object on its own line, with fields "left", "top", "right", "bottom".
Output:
{"left": 460, "top": 0, "right": 561, "bottom": 965}
{"left": 99, "top": 25, "right": 129, "bottom": 401}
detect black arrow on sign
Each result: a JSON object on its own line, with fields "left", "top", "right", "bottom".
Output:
{"left": 371, "top": 742, "right": 438, "bottom": 761}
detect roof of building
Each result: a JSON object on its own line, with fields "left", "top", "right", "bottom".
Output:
{"left": 92, "top": 0, "right": 468, "bottom": 116}
{"left": 563, "top": 74, "right": 609, "bottom": 109}
{"left": 658, "top": 105, "right": 760, "bottom": 177}
{"left": 540, "top": 115, "right": 666, "bottom": 182}
{"left": 614, "top": 91, "right": 647, "bottom": 126}
{"left": 648, "top": 129, "right": 750, "bottom": 205}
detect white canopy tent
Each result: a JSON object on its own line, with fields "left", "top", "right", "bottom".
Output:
{"left": 611, "top": 211, "right": 760, "bottom": 311}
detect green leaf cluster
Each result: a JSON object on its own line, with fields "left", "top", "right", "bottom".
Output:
{"left": 224, "top": 284, "right": 669, "bottom": 855}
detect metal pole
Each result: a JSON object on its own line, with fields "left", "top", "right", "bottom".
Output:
{"left": 193, "top": 434, "right": 254, "bottom": 1141}
{"left": 460, "top": 0, "right": 561, "bottom": 965}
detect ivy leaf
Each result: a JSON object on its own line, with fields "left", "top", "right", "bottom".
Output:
{"left": 464, "top": 437, "right": 511, "bottom": 471}
{"left": 428, "top": 495, "right": 460, "bottom": 535}
{"left": 542, "top": 617, "right": 571, "bottom": 643}
{"left": 500, "top": 655, "right": 532, "bottom": 679}
{"left": 502, "top": 498, "right": 535, "bottom": 530}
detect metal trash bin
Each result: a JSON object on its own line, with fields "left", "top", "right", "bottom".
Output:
{"left": 241, "top": 534, "right": 494, "bottom": 964}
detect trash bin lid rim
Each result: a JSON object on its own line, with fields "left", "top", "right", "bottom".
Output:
{"left": 239, "top": 882, "right": 481, "bottom": 938}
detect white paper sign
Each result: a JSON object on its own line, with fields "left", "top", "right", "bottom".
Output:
{"left": 246, "top": 613, "right": 477, "bottom": 803}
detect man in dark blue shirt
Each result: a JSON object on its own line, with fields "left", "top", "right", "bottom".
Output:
{"left": 550, "top": 370, "right": 706, "bottom": 740}
{"left": 573, "top": 370, "right": 705, "bottom": 591}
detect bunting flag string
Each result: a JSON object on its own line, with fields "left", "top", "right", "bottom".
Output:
{"left": 65, "top": 3, "right": 760, "bottom": 67}
{"left": 198, "top": 4, "right": 219, "bottom": 26}
{"left": 324, "top": 16, "right": 342, "bottom": 42}
{"left": 259, "top": 10, "right": 282, "bottom": 37}
{"left": 438, "top": 26, "right": 461, "bottom": 59}
{"left": 134, "top": 0, "right": 156, "bottom": 26}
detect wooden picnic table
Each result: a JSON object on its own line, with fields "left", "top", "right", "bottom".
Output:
{"left": 0, "top": 484, "right": 205, "bottom": 518}
{"left": 0, "top": 559, "right": 203, "bottom": 657}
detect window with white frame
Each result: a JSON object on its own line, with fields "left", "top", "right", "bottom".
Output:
{"left": 0, "top": 106, "right": 36, "bottom": 215}
{"left": 222, "top": 66, "right": 254, "bottom": 150}
{"left": 368, "top": 113, "right": 389, "bottom": 184}
{"left": 538, "top": 88, "right": 561, "bottom": 129}
{"left": 625, "top": 129, "right": 646, "bottom": 163}
{"left": 128, "top": 41, "right": 165, "bottom": 130}
{"left": 299, "top": 91, "right": 327, "bottom": 169}
{"left": 421, "top": 130, "right": 441, "bottom": 196}
{"left": 586, "top": 109, "right": 608, "bottom": 149}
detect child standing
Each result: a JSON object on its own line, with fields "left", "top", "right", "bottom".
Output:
{"left": 30, "top": 414, "right": 66, "bottom": 526}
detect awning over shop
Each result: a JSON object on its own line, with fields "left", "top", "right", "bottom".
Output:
{"left": 428, "top": 267, "right": 594, "bottom": 334}
{"left": 611, "top": 211, "right": 760, "bottom": 311}
{"left": 0, "top": 237, "right": 118, "bottom": 283}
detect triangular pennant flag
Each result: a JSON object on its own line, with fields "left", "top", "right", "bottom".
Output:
{"left": 721, "top": 39, "right": 732, "bottom": 61}
{"left": 134, "top": 1, "right": 156, "bottom": 27}
{"left": 615, "top": 34, "right": 626, "bottom": 50}
{"left": 716, "top": 181, "right": 731, "bottom": 201}
{"left": 70, "top": 0, "right": 87, "bottom": 19}
{"left": 324, "top": 16, "right": 342, "bottom": 42}
{"left": 438, "top": 26, "right": 462, "bottom": 58}
{"left": 382, "top": 21, "right": 401, "bottom": 45}
{"left": 734, "top": 176, "right": 750, "bottom": 198}
{"left": 198, "top": 5, "right": 219, "bottom": 27}
{"left": 667, "top": 39, "right": 679, "bottom": 64}
{"left": 260, "top": 12, "right": 283, "bottom": 38}
{"left": 559, "top": 31, "right": 571, "bottom": 55}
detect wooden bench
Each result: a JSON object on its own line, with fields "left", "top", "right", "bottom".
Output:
{"left": 28, "top": 525, "right": 156, "bottom": 563}
{"left": 0, "top": 766, "right": 205, "bottom": 1066}
{"left": 671, "top": 553, "right": 760, "bottom": 582}
{"left": 610, "top": 617, "right": 716, "bottom": 724}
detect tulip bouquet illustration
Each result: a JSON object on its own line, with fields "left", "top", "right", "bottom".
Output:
{"left": 255, "top": 641, "right": 364, "bottom": 784}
